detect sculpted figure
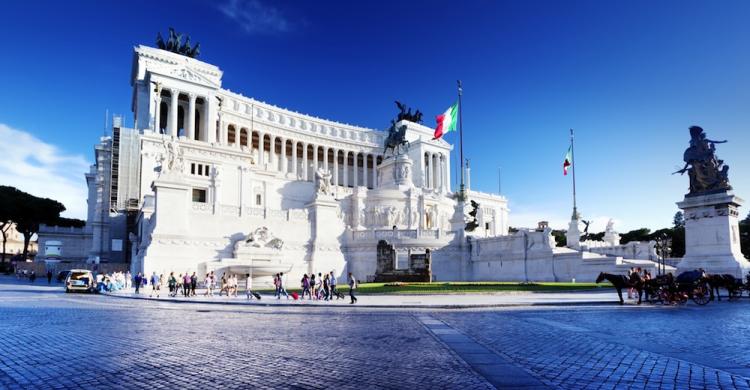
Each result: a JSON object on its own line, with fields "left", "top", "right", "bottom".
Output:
{"left": 674, "top": 126, "right": 731, "bottom": 195}
{"left": 315, "top": 168, "right": 333, "bottom": 195}
{"left": 158, "top": 138, "right": 184, "bottom": 174}
{"left": 243, "top": 227, "right": 283, "bottom": 250}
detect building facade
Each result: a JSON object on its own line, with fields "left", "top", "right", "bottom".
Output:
{"left": 43, "top": 43, "right": 509, "bottom": 285}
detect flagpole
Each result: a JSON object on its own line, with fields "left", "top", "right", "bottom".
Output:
{"left": 570, "top": 128, "right": 578, "bottom": 219}
{"left": 458, "top": 80, "right": 465, "bottom": 201}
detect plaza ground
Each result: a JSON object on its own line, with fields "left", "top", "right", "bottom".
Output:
{"left": 2, "top": 277, "right": 750, "bottom": 389}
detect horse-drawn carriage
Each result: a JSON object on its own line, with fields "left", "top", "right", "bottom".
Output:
{"left": 644, "top": 270, "right": 711, "bottom": 305}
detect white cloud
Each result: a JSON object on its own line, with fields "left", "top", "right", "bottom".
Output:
{"left": 218, "top": 0, "right": 291, "bottom": 35}
{"left": 0, "top": 123, "right": 90, "bottom": 219}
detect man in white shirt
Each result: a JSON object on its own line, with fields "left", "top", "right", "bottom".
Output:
{"left": 348, "top": 272, "right": 357, "bottom": 304}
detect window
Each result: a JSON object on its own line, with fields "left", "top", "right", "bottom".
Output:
{"left": 192, "top": 188, "right": 207, "bottom": 203}
{"left": 256, "top": 194, "right": 262, "bottom": 206}
{"left": 190, "top": 163, "right": 211, "bottom": 177}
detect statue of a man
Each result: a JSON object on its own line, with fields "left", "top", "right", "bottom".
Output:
{"left": 315, "top": 168, "right": 332, "bottom": 195}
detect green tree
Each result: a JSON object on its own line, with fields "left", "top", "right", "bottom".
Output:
{"left": 673, "top": 211, "right": 685, "bottom": 228}
{"left": 551, "top": 229, "right": 567, "bottom": 247}
{"left": 620, "top": 228, "right": 651, "bottom": 244}
{"left": 740, "top": 211, "right": 750, "bottom": 259}
{"left": 0, "top": 186, "right": 26, "bottom": 263}
{"left": 8, "top": 189, "right": 66, "bottom": 261}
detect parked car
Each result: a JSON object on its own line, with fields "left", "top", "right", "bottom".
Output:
{"left": 56, "top": 270, "right": 70, "bottom": 283}
{"left": 65, "top": 269, "right": 94, "bottom": 293}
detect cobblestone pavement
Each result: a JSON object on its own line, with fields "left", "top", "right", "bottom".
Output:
{"left": 436, "top": 304, "right": 750, "bottom": 390}
{"left": 3, "top": 278, "right": 750, "bottom": 389}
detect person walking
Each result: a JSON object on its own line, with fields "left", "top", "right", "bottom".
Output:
{"left": 208, "top": 271, "right": 216, "bottom": 296}
{"left": 125, "top": 271, "right": 132, "bottom": 289}
{"left": 301, "top": 274, "right": 311, "bottom": 299}
{"left": 134, "top": 272, "right": 143, "bottom": 294}
{"left": 315, "top": 272, "right": 323, "bottom": 299}
{"left": 149, "top": 272, "right": 160, "bottom": 298}
{"left": 330, "top": 271, "right": 339, "bottom": 300}
{"left": 277, "top": 272, "right": 289, "bottom": 299}
{"left": 168, "top": 272, "right": 177, "bottom": 297}
{"left": 348, "top": 272, "right": 357, "bottom": 304}
{"left": 190, "top": 272, "right": 198, "bottom": 297}
{"left": 47, "top": 270, "right": 53, "bottom": 284}
{"left": 245, "top": 273, "right": 258, "bottom": 300}
{"left": 309, "top": 273, "right": 316, "bottom": 299}
{"left": 182, "top": 273, "right": 191, "bottom": 297}
{"left": 322, "top": 274, "right": 331, "bottom": 301}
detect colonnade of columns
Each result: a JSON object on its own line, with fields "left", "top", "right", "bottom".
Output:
{"left": 219, "top": 123, "right": 382, "bottom": 190}
{"left": 155, "top": 88, "right": 212, "bottom": 142}
{"left": 424, "top": 152, "right": 448, "bottom": 191}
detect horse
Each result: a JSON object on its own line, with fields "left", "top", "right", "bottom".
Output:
{"left": 383, "top": 122, "right": 409, "bottom": 156}
{"left": 596, "top": 272, "right": 643, "bottom": 305}
{"left": 705, "top": 273, "right": 739, "bottom": 301}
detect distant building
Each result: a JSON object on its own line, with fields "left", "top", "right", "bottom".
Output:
{"left": 1, "top": 223, "right": 37, "bottom": 260}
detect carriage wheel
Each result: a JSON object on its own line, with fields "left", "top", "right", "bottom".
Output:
{"left": 691, "top": 284, "right": 710, "bottom": 305}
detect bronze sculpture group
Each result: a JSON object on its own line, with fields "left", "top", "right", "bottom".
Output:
{"left": 674, "top": 126, "right": 731, "bottom": 196}
{"left": 156, "top": 27, "right": 200, "bottom": 58}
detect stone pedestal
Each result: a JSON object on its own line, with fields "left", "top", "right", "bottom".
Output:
{"left": 676, "top": 191, "right": 749, "bottom": 277}
{"left": 151, "top": 173, "right": 190, "bottom": 236}
{"left": 307, "top": 195, "right": 346, "bottom": 276}
{"left": 566, "top": 218, "right": 581, "bottom": 249}
{"left": 377, "top": 154, "right": 414, "bottom": 190}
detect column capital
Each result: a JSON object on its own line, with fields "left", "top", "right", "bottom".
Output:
{"left": 188, "top": 92, "right": 197, "bottom": 100}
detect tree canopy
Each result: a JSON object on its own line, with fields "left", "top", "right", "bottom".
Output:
{"left": 0, "top": 186, "right": 84, "bottom": 261}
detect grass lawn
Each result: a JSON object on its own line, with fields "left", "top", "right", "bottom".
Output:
{"left": 258, "top": 281, "right": 612, "bottom": 295}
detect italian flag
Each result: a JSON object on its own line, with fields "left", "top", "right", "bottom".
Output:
{"left": 563, "top": 145, "right": 573, "bottom": 175}
{"left": 433, "top": 102, "right": 458, "bottom": 140}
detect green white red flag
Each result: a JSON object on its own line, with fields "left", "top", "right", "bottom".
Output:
{"left": 433, "top": 102, "right": 458, "bottom": 140}
{"left": 563, "top": 145, "right": 573, "bottom": 175}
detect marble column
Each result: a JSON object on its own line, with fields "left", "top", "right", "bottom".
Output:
{"left": 281, "top": 138, "right": 288, "bottom": 175}
{"left": 169, "top": 90, "right": 179, "bottom": 137}
{"left": 292, "top": 141, "right": 298, "bottom": 178}
{"left": 343, "top": 151, "right": 349, "bottom": 187}
{"left": 362, "top": 154, "right": 368, "bottom": 189}
{"left": 205, "top": 96, "right": 215, "bottom": 143}
{"left": 269, "top": 136, "right": 277, "bottom": 170}
{"left": 302, "top": 143, "right": 308, "bottom": 181}
{"left": 353, "top": 153, "right": 359, "bottom": 187}
{"left": 371, "top": 155, "right": 377, "bottom": 188}
{"left": 154, "top": 89, "right": 162, "bottom": 133}
{"left": 333, "top": 149, "right": 339, "bottom": 186}
{"left": 187, "top": 93, "right": 196, "bottom": 140}
{"left": 258, "top": 133, "right": 265, "bottom": 167}
{"left": 323, "top": 147, "right": 329, "bottom": 172}
{"left": 312, "top": 145, "right": 319, "bottom": 175}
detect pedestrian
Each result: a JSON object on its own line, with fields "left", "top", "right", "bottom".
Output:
{"left": 323, "top": 274, "right": 331, "bottom": 301}
{"left": 183, "top": 272, "right": 191, "bottom": 297}
{"left": 29, "top": 270, "right": 36, "bottom": 283}
{"left": 204, "top": 273, "right": 212, "bottom": 296}
{"left": 47, "top": 270, "right": 53, "bottom": 284}
{"left": 149, "top": 272, "right": 160, "bottom": 298}
{"left": 330, "top": 271, "right": 339, "bottom": 299}
{"left": 273, "top": 273, "right": 280, "bottom": 298}
{"left": 627, "top": 267, "right": 635, "bottom": 299}
{"left": 168, "top": 272, "right": 176, "bottom": 297}
{"left": 125, "top": 271, "right": 132, "bottom": 289}
{"left": 209, "top": 271, "right": 216, "bottom": 296}
{"left": 301, "top": 274, "right": 311, "bottom": 299}
{"left": 190, "top": 272, "right": 198, "bottom": 296}
{"left": 134, "top": 272, "right": 143, "bottom": 294}
{"left": 278, "top": 272, "right": 289, "bottom": 299}
{"left": 245, "top": 273, "right": 256, "bottom": 300}
{"left": 348, "top": 272, "right": 357, "bottom": 304}
{"left": 315, "top": 272, "right": 323, "bottom": 299}
{"left": 309, "top": 273, "right": 316, "bottom": 299}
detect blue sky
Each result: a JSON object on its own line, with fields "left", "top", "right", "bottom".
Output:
{"left": 1, "top": 0, "right": 749, "bottom": 232}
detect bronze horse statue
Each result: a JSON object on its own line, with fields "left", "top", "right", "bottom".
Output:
{"left": 596, "top": 272, "right": 643, "bottom": 304}
{"left": 383, "top": 120, "right": 409, "bottom": 157}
